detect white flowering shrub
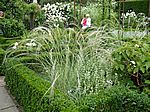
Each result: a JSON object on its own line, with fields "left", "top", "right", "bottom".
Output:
{"left": 42, "top": 2, "right": 73, "bottom": 28}
{"left": 121, "top": 10, "right": 147, "bottom": 29}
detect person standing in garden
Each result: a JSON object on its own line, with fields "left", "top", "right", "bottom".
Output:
{"left": 85, "top": 14, "right": 91, "bottom": 27}
{"left": 81, "top": 14, "right": 91, "bottom": 29}
{"left": 81, "top": 14, "right": 87, "bottom": 29}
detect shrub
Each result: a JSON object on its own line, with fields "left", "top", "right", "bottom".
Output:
{"left": 4, "top": 58, "right": 78, "bottom": 112}
{"left": 78, "top": 86, "right": 150, "bottom": 112}
{"left": 112, "top": 36, "right": 150, "bottom": 92}
{"left": 0, "top": 19, "right": 25, "bottom": 37}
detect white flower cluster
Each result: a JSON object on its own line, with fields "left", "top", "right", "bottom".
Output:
{"left": 26, "top": 39, "right": 37, "bottom": 47}
{"left": 12, "top": 39, "right": 37, "bottom": 50}
{"left": 121, "top": 10, "right": 136, "bottom": 19}
{"left": 42, "top": 2, "right": 72, "bottom": 27}
{"left": 121, "top": 10, "right": 147, "bottom": 28}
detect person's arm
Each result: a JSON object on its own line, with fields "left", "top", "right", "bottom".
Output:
{"left": 0, "top": 16, "right": 4, "bottom": 19}
{"left": 81, "top": 18, "right": 84, "bottom": 25}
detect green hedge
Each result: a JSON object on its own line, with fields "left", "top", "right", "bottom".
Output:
{"left": 0, "top": 19, "right": 25, "bottom": 38}
{"left": 4, "top": 59, "right": 51, "bottom": 112}
{"left": 4, "top": 59, "right": 77, "bottom": 112}
{"left": 4, "top": 59, "right": 150, "bottom": 112}
{"left": 123, "top": 0, "right": 149, "bottom": 16}
{"left": 79, "top": 86, "right": 150, "bottom": 112}
{"left": 0, "top": 48, "right": 5, "bottom": 75}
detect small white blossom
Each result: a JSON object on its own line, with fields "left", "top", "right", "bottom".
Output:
{"left": 26, "top": 43, "right": 32, "bottom": 47}
{"left": 12, "top": 42, "right": 19, "bottom": 49}
{"left": 12, "top": 46, "right": 17, "bottom": 49}
{"left": 106, "top": 80, "right": 113, "bottom": 85}
{"left": 130, "top": 61, "right": 136, "bottom": 65}
{"left": 135, "top": 44, "right": 139, "bottom": 48}
{"left": 14, "top": 42, "right": 18, "bottom": 46}
{"left": 26, "top": 42, "right": 36, "bottom": 47}
{"left": 32, "top": 42, "right": 37, "bottom": 47}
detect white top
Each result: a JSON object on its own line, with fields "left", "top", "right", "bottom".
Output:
{"left": 86, "top": 17, "right": 91, "bottom": 27}
{"left": 33, "top": 0, "right": 38, "bottom": 3}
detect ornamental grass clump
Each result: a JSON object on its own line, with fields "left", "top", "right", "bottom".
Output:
{"left": 4, "top": 24, "right": 124, "bottom": 99}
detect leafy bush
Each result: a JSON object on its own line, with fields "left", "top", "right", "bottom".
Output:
{"left": 112, "top": 36, "right": 150, "bottom": 92}
{"left": 0, "top": 0, "right": 27, "bottom": 19}
{"left": 0, "top": 0, "right": 45, "bottom": 34}
{"left": 113, "top": 36, "right": 150, "bottom": 75}
{"left": 79, "top": 86, "right": 150, "bottom": 112}
{"left": 0, "top": 19, "right": 25, "bottom": 37}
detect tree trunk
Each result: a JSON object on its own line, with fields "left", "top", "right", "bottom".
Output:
{"left": 148, "top": 0, "right": 150, "bottom": 17}
{"left": 102, "top": 0, "right": 105, "bottom": 20}
{"left": 30, "top": 12, "right": 35, "bottom": 30}
{"left": 74, "top": 0, "right": 76, "bottom": 27}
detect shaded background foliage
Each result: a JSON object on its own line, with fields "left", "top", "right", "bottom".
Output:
{"left": 122, "top": 0, "right": 149, "bottom": 16}
{"left": 0, "top": 0, "right": 45, "bottom": 37}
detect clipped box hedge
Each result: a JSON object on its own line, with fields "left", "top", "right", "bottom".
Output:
{"left": 4, "top": 59, "right": 77, "bottom": 112}
{"left": 4, "top": 58, "right": 150, "bottom": 112}
{"left": 0, "top": 48, "right": 5, "bottom": 75}
{"left": 4, "top": 59, "right": 51, "bottom": 112}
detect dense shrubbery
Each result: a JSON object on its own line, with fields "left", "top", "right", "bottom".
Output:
{"left": 0, "top": 19, "right": 25, "bottom": 37}
{"left": 4, "top": 59, "right": 150, "bottom": 111}
{"left": 0, "top": 0, "right": 45, "bottom": 37}
{"left": 122, "top": 0, "right": 149, "bottom": 16}
{"left": 79, "top": 86, "right": 150, "bottom": 112}
{"left": 112, "top": 36, "right": 150, "bottom": 93}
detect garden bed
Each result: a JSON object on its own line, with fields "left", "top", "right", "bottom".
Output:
{"left": 3, "top": 58, "right": 150, "bottom": 112}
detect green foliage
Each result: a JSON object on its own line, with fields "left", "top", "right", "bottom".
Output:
{"left": 25, "top": 3, "right": 41, "bottom": 14}
{"left": 4, "top": 58, "right": 78, "bottom": 112}
{"left": 0, "top": 0, "right": 27, "bottom": 19}
{"left": 122, "top": 0, "right": 149, "bottom": 16}
{"left": 0, "top": 0, "right": 45, "bottom": 37}
{"left": 5, "top": 27, "right": 117, "bottom": 95}
{"left": 79, "top": 86, "right": 150, "bottom": 112}
{"left": 0, "top": 0, "right": 27, "bottom": 37}
{"left": 3, "top": 59, "right": 150, "bottom": 112}
{"left": 0, "top": 48, "right": 5, "bottom": 75}
{"left": 0, "top": 19, "right": 25, "bottom": 37}
{"left": 112, "top": 37, "right": 150, "bottom": 74}
{"left": 112, "top": 36, "right": 150, "bottom": 92}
